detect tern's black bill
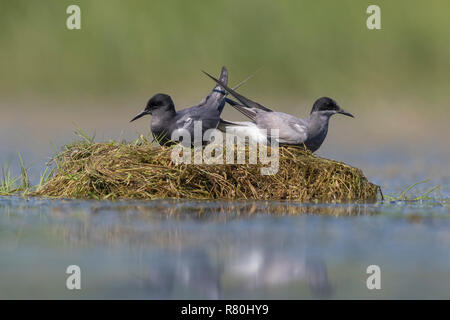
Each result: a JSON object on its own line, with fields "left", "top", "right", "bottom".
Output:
{"left": 339, "top": 109, "right": 354, "bottom": 118}
{"left": 130, "top": 110, "right": 150, "bottom": 122}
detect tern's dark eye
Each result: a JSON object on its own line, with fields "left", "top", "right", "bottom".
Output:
{"left": 328, "top": 103, "right": 339, "bottom": 111}
{"left": 319, "top": 103, "right": 335, "bottom": 111}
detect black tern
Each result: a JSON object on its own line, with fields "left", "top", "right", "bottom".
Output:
{"left": 203, "top": 71, "right": 354, "bottom": 152}
{"left": 130, "top": 67, "right": 230, "bottom": 145}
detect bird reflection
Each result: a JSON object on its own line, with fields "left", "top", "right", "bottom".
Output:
{"left": 40, "top": 199, "right": 353, "bottom": 298}
{"left": 136, "top": 246, "right": 332, "bottom": 299}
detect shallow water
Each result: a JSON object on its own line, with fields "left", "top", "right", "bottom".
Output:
{"left": 1, "top": 109, "right": 450, "bottom": 299}
{"left": 1, "top": 196, "right": 449, "bottom": 299}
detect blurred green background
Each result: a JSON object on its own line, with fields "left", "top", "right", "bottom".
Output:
{"left": 2, "top": 1, "right": 450, "bottom": 300}
{"left": 1, "top": 0, "right": 449, "bottom": 103}
{"left": 1, "top": 0, "right": 450, "bottom": 180}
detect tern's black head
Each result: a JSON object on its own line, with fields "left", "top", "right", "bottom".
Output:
{"left": 311, "top": 97, "right": 354, "bottom": 118}
{"left": 146, "top": 93, "right": 173, "bottom": 110}
{"left": 130, "top": 93, "right": 174, "bottom": 122}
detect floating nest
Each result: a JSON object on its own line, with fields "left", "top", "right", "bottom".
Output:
{"left": 34, "top": 139, "right": 381, "bottom": 202}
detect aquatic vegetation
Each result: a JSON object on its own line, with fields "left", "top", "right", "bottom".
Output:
{"left": 0, "top": 152, "right": 54, "bottom": 196}
{"left": 0, "top": 154, "right": 34, "bottom": 196}
{"left": 384, "top": 180, "right": 441, "bottom": 202}
{"left": 0, "top": 162, "right": 20, "bottom": 196}
{"left": 33, "top": 136, "right": 381, "bottom": 202}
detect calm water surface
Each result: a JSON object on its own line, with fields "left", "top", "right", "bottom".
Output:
{"left": 1, "top": 127, "right": 450, "bottom": 299}
{"left": 1, "top": 196, "right": 450, "bottom": 299}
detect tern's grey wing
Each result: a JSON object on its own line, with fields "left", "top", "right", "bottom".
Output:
{"left": 173, "top": 107, "right": 223, "bottom": 134}
{"left": 257, "top": 112, "right": 308, "bottom": 145}
{"left": 203, "top": 71, "right": 273, "bottom": 113}
{"left": 275, "top": 123, "right": 308, "bottom": 145}
{"left": 173, "top": 67, "right": 228, "bottom": 135}
{"left": 175, "top": 114, "right": 194, "bottom": 130}
{"left": 193, "top": 66, "right": 228, "bottom": 113}
{"left": 224, "top": 98, "right": 257, "bottom": 122}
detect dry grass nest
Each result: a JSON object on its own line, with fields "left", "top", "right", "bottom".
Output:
{"left": 33, "top": 139, "right": 382, "bottom": 202}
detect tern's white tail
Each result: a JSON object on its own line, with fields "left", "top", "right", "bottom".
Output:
{"left": 218, "top": 119, "right": 268, "bottom": 144}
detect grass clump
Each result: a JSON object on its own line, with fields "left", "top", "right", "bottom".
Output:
{"left": 0, "top": 153, "right": 40, "bottom": 196}
{"left": 384, "top": 179, "right": 441, "bottom": 202}
{"left": 32, "top": 138, "right": 381, "bottom": 202}
{"left": 0, "top": 163, "right": 21, "bottom": 196}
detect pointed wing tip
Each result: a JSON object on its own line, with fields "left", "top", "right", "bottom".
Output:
{"left": 202, "top": 70, "right": 215, "bottom": 79}
{"left": 219, "top": 66, "right": 228, "bottom": 84}
{"left": 203, "top": 70, "right": 224, "bottom": 85}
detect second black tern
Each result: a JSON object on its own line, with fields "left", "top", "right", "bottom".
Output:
{"left": 203, "top": 71, "right": 354, "bottom": 152}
